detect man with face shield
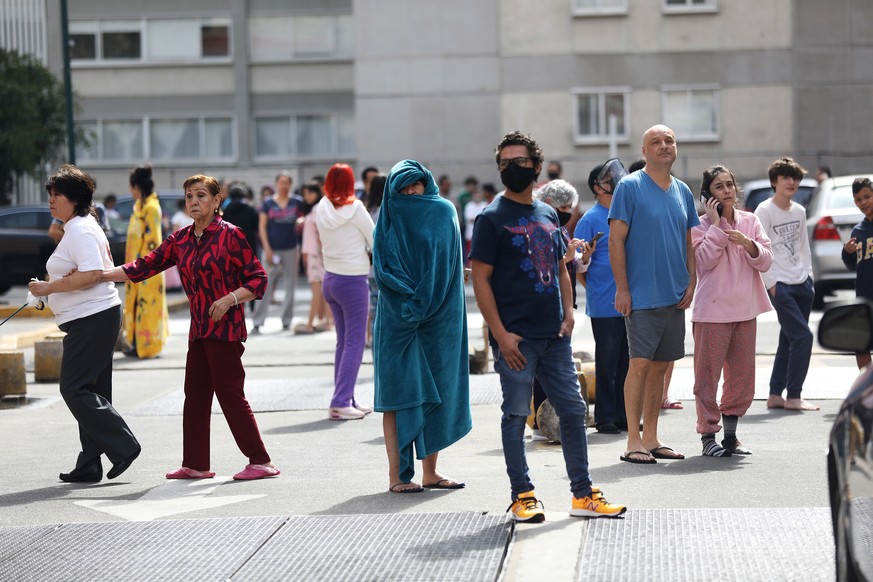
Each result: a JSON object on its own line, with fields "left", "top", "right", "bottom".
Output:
{"left": 470, "top": 131, "right": 626, "bottom": 522}
{"left": 574, "top": 159, "right": 630, "bottom": 435}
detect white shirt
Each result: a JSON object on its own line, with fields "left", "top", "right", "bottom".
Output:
{"left": 315, "top": 198, "right": 374, "bottom": 276}
{"left": 464, "top": 199, "right": 488, "bottom": 241}
{"left": 46, "top": 214, "right": 121, "bottom": 325}
{"left": 754, "top": 198, "right": 813, "bottom": 288}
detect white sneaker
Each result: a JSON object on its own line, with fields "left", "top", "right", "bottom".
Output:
{"left": 531, "top": 428, "right": 549, "bottom": 442}
{"left": 354, "top": 403, "right": 374, "bottom": 415}
{"left": 329, "top": 406, "right": 365, "bottom": 420}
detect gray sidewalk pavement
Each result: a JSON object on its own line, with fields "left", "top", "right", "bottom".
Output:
{"left": 0, "top": 281, "right": 857, "bottom": 580}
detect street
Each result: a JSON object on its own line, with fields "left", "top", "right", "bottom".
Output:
{"left": 0, "top": 282, "right": 857, "bottom": 581}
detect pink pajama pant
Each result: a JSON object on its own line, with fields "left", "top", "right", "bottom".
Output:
{"left": 692, "top": 320, "right": 757, "bottom": 434}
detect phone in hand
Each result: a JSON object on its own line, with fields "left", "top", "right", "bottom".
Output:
{"left": 701, "top": 191, "right": 724, "bottom": 216}
{"left": 590, "top": 231, "right": 605, "bottom": 244}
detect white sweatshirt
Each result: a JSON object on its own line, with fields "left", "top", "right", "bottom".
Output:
{"left": 754, "top": 198, "right": 813, "bottom": 288}
{"left": 314, "top": 197, "right": 374, "bottom": 276}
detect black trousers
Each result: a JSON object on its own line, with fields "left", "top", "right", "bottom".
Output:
{"left": 58, "top": 305, "right": 140, "bottom": 468}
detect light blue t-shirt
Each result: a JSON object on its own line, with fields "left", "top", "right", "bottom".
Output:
{"left": 607, "top": 171, "right": 699, "bottom": 309}
{"left": 574, "top": 202, "right": 620, "bottom": 318}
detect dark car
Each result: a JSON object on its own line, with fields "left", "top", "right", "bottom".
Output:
{"left": 109, "top": 190, "right": 186, "bottom": 238}
{"left": 818, "top": 299, "right": 873, "bottom": 581}
{"left": 741, "top": 177, "right": 817, "bottom": 213}
{"left": 0, "top": 206, "right": 126, "bottom": 294}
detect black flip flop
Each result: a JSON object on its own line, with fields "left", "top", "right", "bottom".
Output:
{"left": 423, "top": 478, "right": 465, "bottom": 490}
{"left": 649, "top": 446, "right": 685, "bottom": 460}
{"left": 389, "top": 482, "right": 424, "bottom": 493}
{"left": 620, "top": 450, "right": 656, "bottom": 464}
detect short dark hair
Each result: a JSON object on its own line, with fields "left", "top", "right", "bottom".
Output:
{"left": 45, "top": 164, "right": 96, "bottom": 217}
{"left": 548, "top": 161, "right": 562, "bottom": 172}
{"left": 588, "top": 164, "right": 605, "bottom": 196}
{"left": 628, "top": 159, "right": 646, "bottom": 173}
{"left": 768, "top": 157, "right": 806, "bottom": 185}
{"left": 464, "top": 176, "right": 478, "bottom": 187}
{"left": 818, "top": 166, "right": 832, "bottom": 176}
{"left": 852, "top": 177, "right": 873, "bottom": 194}
{"left": 437, "top": 174, "right": 451, "bottom": 185}
{"left": 183, "top": 174, "right": 221, "bottom": 197}
{"left": 361, "top": 166, "right": 379, "bottom": 182}
{"left": 494, "top": 130, "right": 544, "bottom": 168}
{"left": 129, "top": 165, "right": 154, "bottom": 197}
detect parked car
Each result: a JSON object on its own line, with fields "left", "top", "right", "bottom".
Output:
{"left": 742, "top": 177, "right": 817, "bottom": 213}
{"left": 108, "top": 190, "right": 186, "bottom": 238}
{"left": 807, "top": 175, "right": 869, "bottom": 308}
{"left": 818, "top": 299, "right": 873, "bottom": 582}
{"left": 0, "top": 206, "right": 125, "bottom": 294}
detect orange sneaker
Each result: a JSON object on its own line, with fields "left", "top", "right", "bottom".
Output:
{"left": 506, "top": 490, "right": 545, "bottom": 523}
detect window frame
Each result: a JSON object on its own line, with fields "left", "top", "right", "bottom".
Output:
{"left": 660, "top": 84, "right": 721, "bottom": 142}
{"left": 252, "top": 113, "right": 356, "bottom": 162}
{"left": 661, "top": 0, "right": 718, "bottom": 15}
{"left": 248, "top": 14, "right": 353, "bottom": 63}
{"left": 571, "top": 86, "right": 631, "bottom": 146}
{"left": 571, "top": 0, "right": 629, "bottom": 17}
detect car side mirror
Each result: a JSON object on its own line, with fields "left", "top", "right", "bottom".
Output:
{"left": 818, "top": 299, "right": 873, "bottom": 352}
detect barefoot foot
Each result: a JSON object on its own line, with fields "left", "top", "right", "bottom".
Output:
{"left": 784, "top": 398, "right": 820, "bottom": 411}
{"left": 766, "top": 395, "right": 785, "bottom": 409}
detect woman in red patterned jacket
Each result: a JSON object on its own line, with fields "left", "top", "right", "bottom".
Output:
{"left": 102, "top": 174, "right": 280, "bottom": 481}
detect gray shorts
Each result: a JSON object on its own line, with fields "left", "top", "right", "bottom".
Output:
{"left": 625, "top": 305, "right": 686, "bottom": 361}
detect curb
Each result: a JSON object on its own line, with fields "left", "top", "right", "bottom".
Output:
{"left": 0, "top": 322, "right": 61, "bottom": 350}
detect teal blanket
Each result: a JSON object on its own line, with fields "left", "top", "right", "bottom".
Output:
{"left": 373, "top": 160, "right": 472, "bottom": 483}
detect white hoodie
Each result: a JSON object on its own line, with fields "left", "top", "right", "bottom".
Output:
{"left": 315, "top": 197, "right": 374, "bottom": 276}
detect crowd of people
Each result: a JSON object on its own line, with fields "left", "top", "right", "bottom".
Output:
{"left": 31, "top": 122, "right": 872, "bottom": 523}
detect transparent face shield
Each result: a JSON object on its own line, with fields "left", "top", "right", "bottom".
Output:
{"left": 596, "top": 158, "right": 628, "bottom": 193}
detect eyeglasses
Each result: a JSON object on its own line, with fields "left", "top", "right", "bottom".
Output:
{"left": 498, "top": 157, "right": 533, "bottom": 171}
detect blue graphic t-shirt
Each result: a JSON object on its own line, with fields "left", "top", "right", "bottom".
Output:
{"left": 470, "top": 196, "right": 567, "bottom": 342}
{"left": 260, "top": 196, "right": 304, "bottom": 250}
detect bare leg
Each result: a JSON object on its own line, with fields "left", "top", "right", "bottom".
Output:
{"left": 623, "top": 358, "right": 654, "bottom": 461}
{"left": 642, "top": 361, "right": 680, "bottom": 453}
{"left": 422, "top": 451, "right": 463, "bottom": 487}
{"left": 660, "top": 361, "right": 682, "bottom": 409}
{"left": 767, "top": 394, "right": 786, "bottom": 409}
{"left": 383, "top": 411, "right": 420, "bottom": 491}
{"left": 305, "top": 281, "right": 319, "bottom": 329}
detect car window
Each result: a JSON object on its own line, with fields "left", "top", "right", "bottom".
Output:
{"left": 825, "top": 185, "right": 857, "bottom": 210}
{"left": 744, "top": 185, "right": 815, "bottom": 212}
{"left": 0, "top": 210, "right": 51, "bottom": 230}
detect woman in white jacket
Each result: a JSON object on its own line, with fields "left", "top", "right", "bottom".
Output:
{"left": 316, "top": 163, "right": 375, "bottom": 420}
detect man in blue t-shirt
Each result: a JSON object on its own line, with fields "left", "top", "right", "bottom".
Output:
{"left": 575, "top": 159, "right": 630, "bottom": 435}
{"left": 608, "top": 124, "right": 699, "bottom": 465}
{"left": 470, "top": 130, "right": 626, "bottom": 523}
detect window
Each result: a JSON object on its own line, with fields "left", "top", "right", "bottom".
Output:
{"left": 572, "top": 88, "right": 629, "bottom": 144}
{"left": 661, "top": 86, "right": 719, "bottom": 141}
{"left": 248, "top": 15, "right": 353, "bottom": 61}
{"left": 75, "top": 117, "right": 235, "bottom": 163}
{"left": 572, "top": 0, "right": 628, "bottom": 16}
{"left": 662, "top": 0, "right": 717, "bottom": 13}
{"left": 70, "top": 18, "right": 230, "bottom": 64}
{"left": 254, "top": 115, "right": 356, "bottom": 160}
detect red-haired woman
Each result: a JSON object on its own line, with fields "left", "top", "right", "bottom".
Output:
{"left": 315, "top": 163, "right": 375, "bottom": 420}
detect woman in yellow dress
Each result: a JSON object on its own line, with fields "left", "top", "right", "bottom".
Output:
{"left": 124, "top": 165, "right": 169, "bottom": 358}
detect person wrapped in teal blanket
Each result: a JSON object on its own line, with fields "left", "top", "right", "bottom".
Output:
{"left": 373, "top": 159, "right": 472, "bottom": 494}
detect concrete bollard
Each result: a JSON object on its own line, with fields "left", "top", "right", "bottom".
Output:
{"left": 0, "top": 351, "right": 26, "bottom": 396}
{"left": 34, "top": 332, "right": 65, "bottom": 382}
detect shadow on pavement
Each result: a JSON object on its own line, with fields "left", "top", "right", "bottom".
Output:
{"left": 313, "top": 490, "right": 433, "bottom": 515}
{"left": 263, "top": 419, "right": 342, "bottom": 434}
{"left": 0, "top": 482, "right": 130, "bottom": 508}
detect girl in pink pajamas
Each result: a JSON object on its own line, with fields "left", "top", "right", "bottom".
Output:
{"left": 691, "top": 165, "right": 773, "bottom": 457}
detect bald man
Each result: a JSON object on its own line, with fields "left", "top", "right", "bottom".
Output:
{"left": 607, "top": 125, "right": 699, "bottom": 464}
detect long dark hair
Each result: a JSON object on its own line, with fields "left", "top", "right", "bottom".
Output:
{"left": 130, "top": 165, "right": 155, "bottom": 198}
{"left": 300, "top": 182, "right": 324, "bottom": 216}
{"left": 366, "top": 174, "right": 387, "bottom": 213}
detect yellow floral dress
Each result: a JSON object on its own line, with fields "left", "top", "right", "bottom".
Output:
{"left": 124, "top": 192, "right": 169, "bottom": 358}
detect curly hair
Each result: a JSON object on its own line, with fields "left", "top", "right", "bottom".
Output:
{"left": 45, "top": 164, "right": 96, "bottom": 218}
{"left": 768, "top": 156, "right": 806, "bottom": 185}
{"left": 535, "top": 179, "right": 578, "bottom": 209}
{"left": 494, "top": 130, "right": 544, "bottom": 167}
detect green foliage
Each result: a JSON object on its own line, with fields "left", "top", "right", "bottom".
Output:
{"left": 0, "top": 48, "right": 69, "bottom": 205}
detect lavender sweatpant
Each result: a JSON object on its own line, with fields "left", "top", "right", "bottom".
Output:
{"left": 322, "top": 272, "right": 369, "bottom": 408}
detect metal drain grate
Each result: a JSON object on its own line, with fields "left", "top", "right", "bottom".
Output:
{"left": 578, "top": 508, "right": 834, "bottom": 582}
{"left": 0, "top": 516, "right": 286, "bottom": 582}
{"left": 233, "top": 512, "right": 511, "bottom": 582}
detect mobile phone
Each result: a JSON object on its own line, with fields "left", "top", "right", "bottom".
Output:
{"left": 701, "top": 191, "right": 724, "bottom": 216}
{"left": 590, "top": 231, "right": 605, "bottom": 244}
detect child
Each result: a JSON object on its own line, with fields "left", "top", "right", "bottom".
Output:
{"left": 754, "top": 157, "right": 819, "bottom": 411}
{"left": 841, "top": 177, "right": 873, "bottom": 369}
{"left": 296, "top": 182, "right": 332, "bottom": 334}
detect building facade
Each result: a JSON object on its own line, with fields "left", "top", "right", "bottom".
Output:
{"left": 2, "top": 0, "right": 872, "bottom": 202}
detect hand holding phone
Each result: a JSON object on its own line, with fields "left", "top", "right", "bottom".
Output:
{"left": 590, "top": 231, "right": 605, "bottom": 244}
{"left": 701, "top": 191, "right": 723, "bottom": 216}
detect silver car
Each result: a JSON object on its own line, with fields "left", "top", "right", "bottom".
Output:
{"left": 807, "top": 175, "right": 868, "bottom": 308}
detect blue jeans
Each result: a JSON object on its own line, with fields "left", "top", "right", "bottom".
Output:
{"left": 494, "top": 336, "right": 591, "bottom": 500}
{"left": 768, "top": 277, "right": 814, "bottom": 399}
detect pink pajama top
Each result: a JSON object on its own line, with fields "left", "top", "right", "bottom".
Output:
{"left": 691, "top": 210, "right": 774, "bottom": 323}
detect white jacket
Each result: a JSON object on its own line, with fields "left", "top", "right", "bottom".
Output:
{"left": 315, "top": 197, "right": 374, "bottom": 276}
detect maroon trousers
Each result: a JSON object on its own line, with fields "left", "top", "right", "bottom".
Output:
{"left": 182, "top": 339, "right": 270, "bottom": 470}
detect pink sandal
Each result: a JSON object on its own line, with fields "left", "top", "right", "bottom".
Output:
{"left": 166, "top": 467, "right": 216, "bottom": 479}
{"left": 660, "top": 399, "right": 684, "bottom": 410}
{"left": 233, "top": 464, "right": 280, "bottom": 480}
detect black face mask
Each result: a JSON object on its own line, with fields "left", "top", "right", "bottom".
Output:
{"left": 556, "top": 209, "right": 572, "bottom": 227}
{"left": 500, "top": 163, "right": 538, "bottom": 194}
{"left": 547, "top": 171, "right": 560, "bottom": 181}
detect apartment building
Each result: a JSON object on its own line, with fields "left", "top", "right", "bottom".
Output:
{"left": 2, "top": 0, "right": 871, "bottom": 202}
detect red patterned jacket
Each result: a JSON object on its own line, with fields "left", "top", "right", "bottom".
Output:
{"left": 123, "top": 216, "right": 267, "bottom": 342}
